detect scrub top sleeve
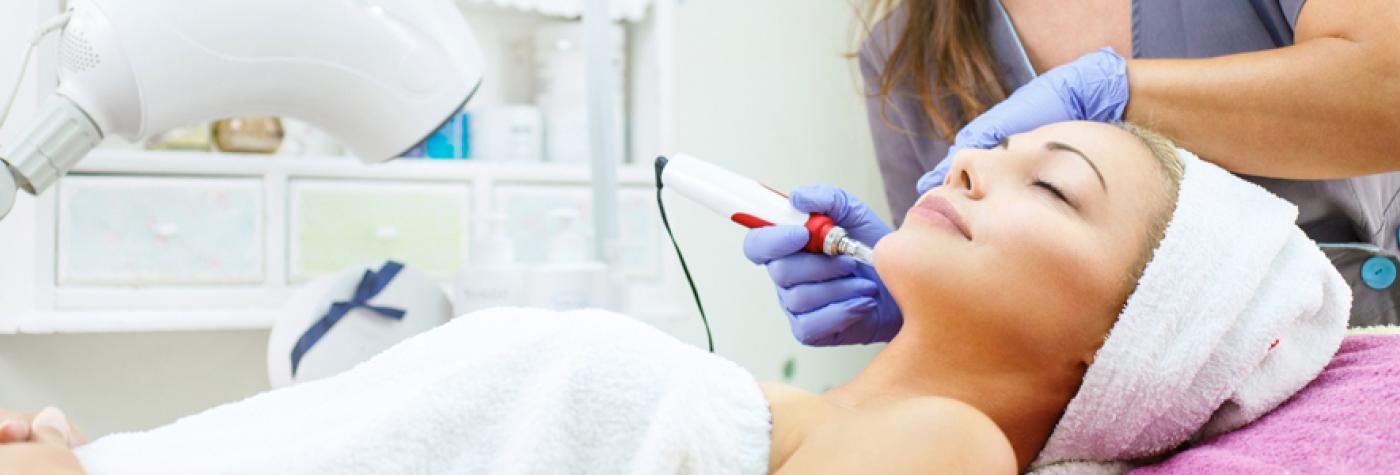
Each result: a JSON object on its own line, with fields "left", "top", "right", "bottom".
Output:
{"left": 1280, "top": 0, "right": 1306, "bottom": 29}
{"left": 859, "top": 10, "right": 950, "bottom": 225}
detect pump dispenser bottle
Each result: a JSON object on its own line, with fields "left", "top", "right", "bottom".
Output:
{"left": 453, "top": 215, "right": 527, "bottom": 316}
{"left": 527, "top": 209, "right": 609, "bottom": 310}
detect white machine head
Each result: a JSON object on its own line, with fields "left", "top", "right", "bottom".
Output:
{"left": 0, "top": 0, "right": 485, "bottom": 218}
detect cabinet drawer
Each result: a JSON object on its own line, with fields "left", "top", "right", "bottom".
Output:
{"left": 57, "top": 175, "right": 265, "bottom": 285}
{"left": 289, "top": 180, "right": 469, "bottom": 281}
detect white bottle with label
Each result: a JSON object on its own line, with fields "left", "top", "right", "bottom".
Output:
{"left": 454, "top": 215, "right": 527, "bottom": 316}
{"left": 527, "top": 209, "right": 610, "bottom": 311}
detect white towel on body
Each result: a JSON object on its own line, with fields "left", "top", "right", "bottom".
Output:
{"left": 75, "top": 308, "right": 772, "bottom": 475}
{"left": 1029, "top": 149, "right": 1352, "bottom": 473}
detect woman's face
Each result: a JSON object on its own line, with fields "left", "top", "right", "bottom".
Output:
{"left": 875, "top": 121, "right": 1173, "bottom": 372}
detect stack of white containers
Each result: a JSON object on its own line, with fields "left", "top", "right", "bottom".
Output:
{"left": 454, "top": 209, "right": 608, "bottom": 315}
{"left": 469, "top": 105, "right": 544, "bottom": 162}
{"left": 533, "top": 23, "right": 626, "bottom": 164}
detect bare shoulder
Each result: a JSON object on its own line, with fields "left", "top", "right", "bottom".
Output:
{"left": 879, "top": 397, "right": 1017, "bottom": 472}
{"left": 777, "top": 396, "right": 1017, "bottom": 475}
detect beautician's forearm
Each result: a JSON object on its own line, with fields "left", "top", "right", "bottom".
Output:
{"left": 1123, "top": 0, "right": 1400, "bottom": 180}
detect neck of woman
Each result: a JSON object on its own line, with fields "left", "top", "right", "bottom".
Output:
{"left": 823, "top": 318, "right": 1084, "bottom": 469}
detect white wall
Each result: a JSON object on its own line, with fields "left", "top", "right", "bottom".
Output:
{"left": 0, "top": 0, "right": 890, "bottom": 438}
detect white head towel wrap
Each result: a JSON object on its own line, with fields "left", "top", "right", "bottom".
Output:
{"left": 1028, "top": 149, "right": 1352, "bottom": 473}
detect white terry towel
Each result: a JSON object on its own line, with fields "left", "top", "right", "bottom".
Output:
{"left": 1029, "top": 149, "right": 1352, "bottom": 473}
{"left": 75, "top": 308, "right": 772, "bottom": 475}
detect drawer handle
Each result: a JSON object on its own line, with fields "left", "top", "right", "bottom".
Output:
{"left": 375, "top": 226, "right": 399, "bottom": 241}
{"left": 155, "top": 222, "right": 180, "bottom": 239}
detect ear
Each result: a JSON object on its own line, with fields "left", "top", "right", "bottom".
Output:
{"left": 1079, "top": 334, "right": 1110, "bottom": 368}
{"left": 1080, "top": 350, "right": 1097, "bottom": 369}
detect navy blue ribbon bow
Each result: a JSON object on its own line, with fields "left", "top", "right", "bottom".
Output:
{"left": 290, "top": 261, "right": 408, "bottom": 377}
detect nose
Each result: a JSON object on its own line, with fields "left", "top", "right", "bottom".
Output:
{"left": 944, "top": 148, "right": 986, "bottom": 200}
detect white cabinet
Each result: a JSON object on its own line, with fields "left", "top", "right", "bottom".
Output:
{"left": 57, "top": 176, "right": 264, "bottom": 285}
{"left": 22, "top": 151, "right": 678, "bottom": 332}
{"left": 289, "top": 180, "right": 470, "bottom": 281}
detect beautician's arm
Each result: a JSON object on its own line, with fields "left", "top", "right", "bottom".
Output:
{"left": 775, "top": 398, "right": 1016, "bottom": 475}
{"left": 1125, "top": 0, "right": 1400, "bottom": 180}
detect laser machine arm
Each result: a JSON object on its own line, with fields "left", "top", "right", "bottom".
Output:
{"left": 0, "top": 0, "right": 485, "bottom": 219}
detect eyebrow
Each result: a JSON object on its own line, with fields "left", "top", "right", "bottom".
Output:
{"left": 1045, "top": 141, "right": 1107, "bottom": 192}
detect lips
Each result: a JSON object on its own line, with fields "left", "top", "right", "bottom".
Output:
{"left": 910, "top": 195, "right": 971, "bottom": 240}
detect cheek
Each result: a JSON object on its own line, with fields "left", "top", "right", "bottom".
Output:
{"left": 981, "top": 204, "right": 1118, "bottom": 292}
{"left": 874, "top": 201, "right": 1132, "bottom": 341}
{"left": 975, "top": 204, "right": 1128, "bottom": 332}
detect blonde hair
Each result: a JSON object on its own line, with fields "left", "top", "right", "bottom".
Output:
{"left": 1117, "top": 122, "right": 1184, "bottom": 294}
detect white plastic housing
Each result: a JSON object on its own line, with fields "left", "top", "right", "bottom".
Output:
{"left": 56, "top": 0, "right": 485, "bottom": 162}
{"left": 0, "top": 165, "right": 14, "bottom": 217}
{"left": 2, "top": 96, "right": 101, "bottom": 194}
{"left": 657, "top": 154, "right": 808, "bottom": 228}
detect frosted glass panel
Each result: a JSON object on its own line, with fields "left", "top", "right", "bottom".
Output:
{"left": 290, "top": 181, "right": 469, "bottom": 281}
{"left": 58, "top": 176, "right": 264, "bottom": 285}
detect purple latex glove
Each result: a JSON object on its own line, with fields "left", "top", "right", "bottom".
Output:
{"left": 743, "top": 184, "right": 901, "bottom": 346}
{"left": 916, "top": 47, "right": 1129, "bottom": 194}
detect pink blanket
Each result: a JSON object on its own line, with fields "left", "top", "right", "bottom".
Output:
{"left": 1131, "top": 334, "right": 1400, "bottom": 474}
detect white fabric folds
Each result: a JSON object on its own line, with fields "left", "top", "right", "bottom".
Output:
{"left": 1030, "top": 149, "right": 1352, "bottom": 473}
{"left": 76, "top": 309, "right": 772, "bottom": 475}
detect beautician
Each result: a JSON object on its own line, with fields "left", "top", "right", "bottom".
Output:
{"left": 745, "top": 0, "right": 1400, "bottom": 346}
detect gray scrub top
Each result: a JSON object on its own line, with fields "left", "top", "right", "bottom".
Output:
{"left": 861, "top": 0, "right": 1400, "bottom": 326}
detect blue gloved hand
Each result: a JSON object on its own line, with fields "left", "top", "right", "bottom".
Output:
{"left": 916, "top": 47, "right": 1129, "bottom": 194}
{"left": 743, "top": 184, "right": 901, "bottom": 346}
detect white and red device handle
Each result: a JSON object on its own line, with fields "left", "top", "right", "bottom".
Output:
{"left": 655, "top": 154, "right": 837, "bottom": 254}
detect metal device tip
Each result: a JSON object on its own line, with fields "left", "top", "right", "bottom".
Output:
{"left": 840, "top": 237, "right": 875, "bottom": 266}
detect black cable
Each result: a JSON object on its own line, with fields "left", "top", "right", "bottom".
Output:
{"left": 654, "top": 156, "right": 715, "bottom": 352}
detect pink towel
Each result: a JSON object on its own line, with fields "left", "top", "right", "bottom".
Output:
{"left": 1130, "top": 334, "right": 1400, "bottom": 474}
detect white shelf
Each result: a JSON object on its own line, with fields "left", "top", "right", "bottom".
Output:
{"left": 10, "top": 310, "right": 277, "bottom": 334}
{"left": 457, "top": 0, "right": 653, "bottom": 22}
{"left": 75, "top": 149, "right": 657, "bottom": 185}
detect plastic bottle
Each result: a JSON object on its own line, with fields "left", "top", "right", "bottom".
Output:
{"left": 453, "top": 215, "right": 527, "bottom": 316}
{"left": 527, "top": 209, "right": 609, "bottom": 310}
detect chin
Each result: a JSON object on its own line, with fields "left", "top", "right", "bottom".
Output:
{"left": 873, "top": 228, "right": 939, "bottom": 301}
{"left": 871, "top": 228, "right": 905, "bottom": 280}
{"left": 874, "top": 226, "right": 995, "bottom": 319}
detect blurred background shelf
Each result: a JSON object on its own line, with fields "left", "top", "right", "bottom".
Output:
{"left": 11, "top": 310, "right": 277, "bottom": 334}
{"left": 75, "top": 149, "right": 656, "bottom": 184}
{"left": 10, "top": 0, "right": 677, "bottom": 334}
{"left": 457, "top": 0, "right": 653, "bottom": 22}
{"left": 31, "top": 145, "right": 681, "bottom": 332}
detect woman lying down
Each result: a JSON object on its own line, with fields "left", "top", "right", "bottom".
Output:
{"left": 4, "top": 121, "right": 1350, "bottom": 474}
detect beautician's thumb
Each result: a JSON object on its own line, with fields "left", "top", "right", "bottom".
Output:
{"left": 29, "top": 407, "right": 73, "bottom": 448}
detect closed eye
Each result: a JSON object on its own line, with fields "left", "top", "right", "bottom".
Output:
{"left": 1035, "top": 180, "right": 1070, "bottom": 204}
